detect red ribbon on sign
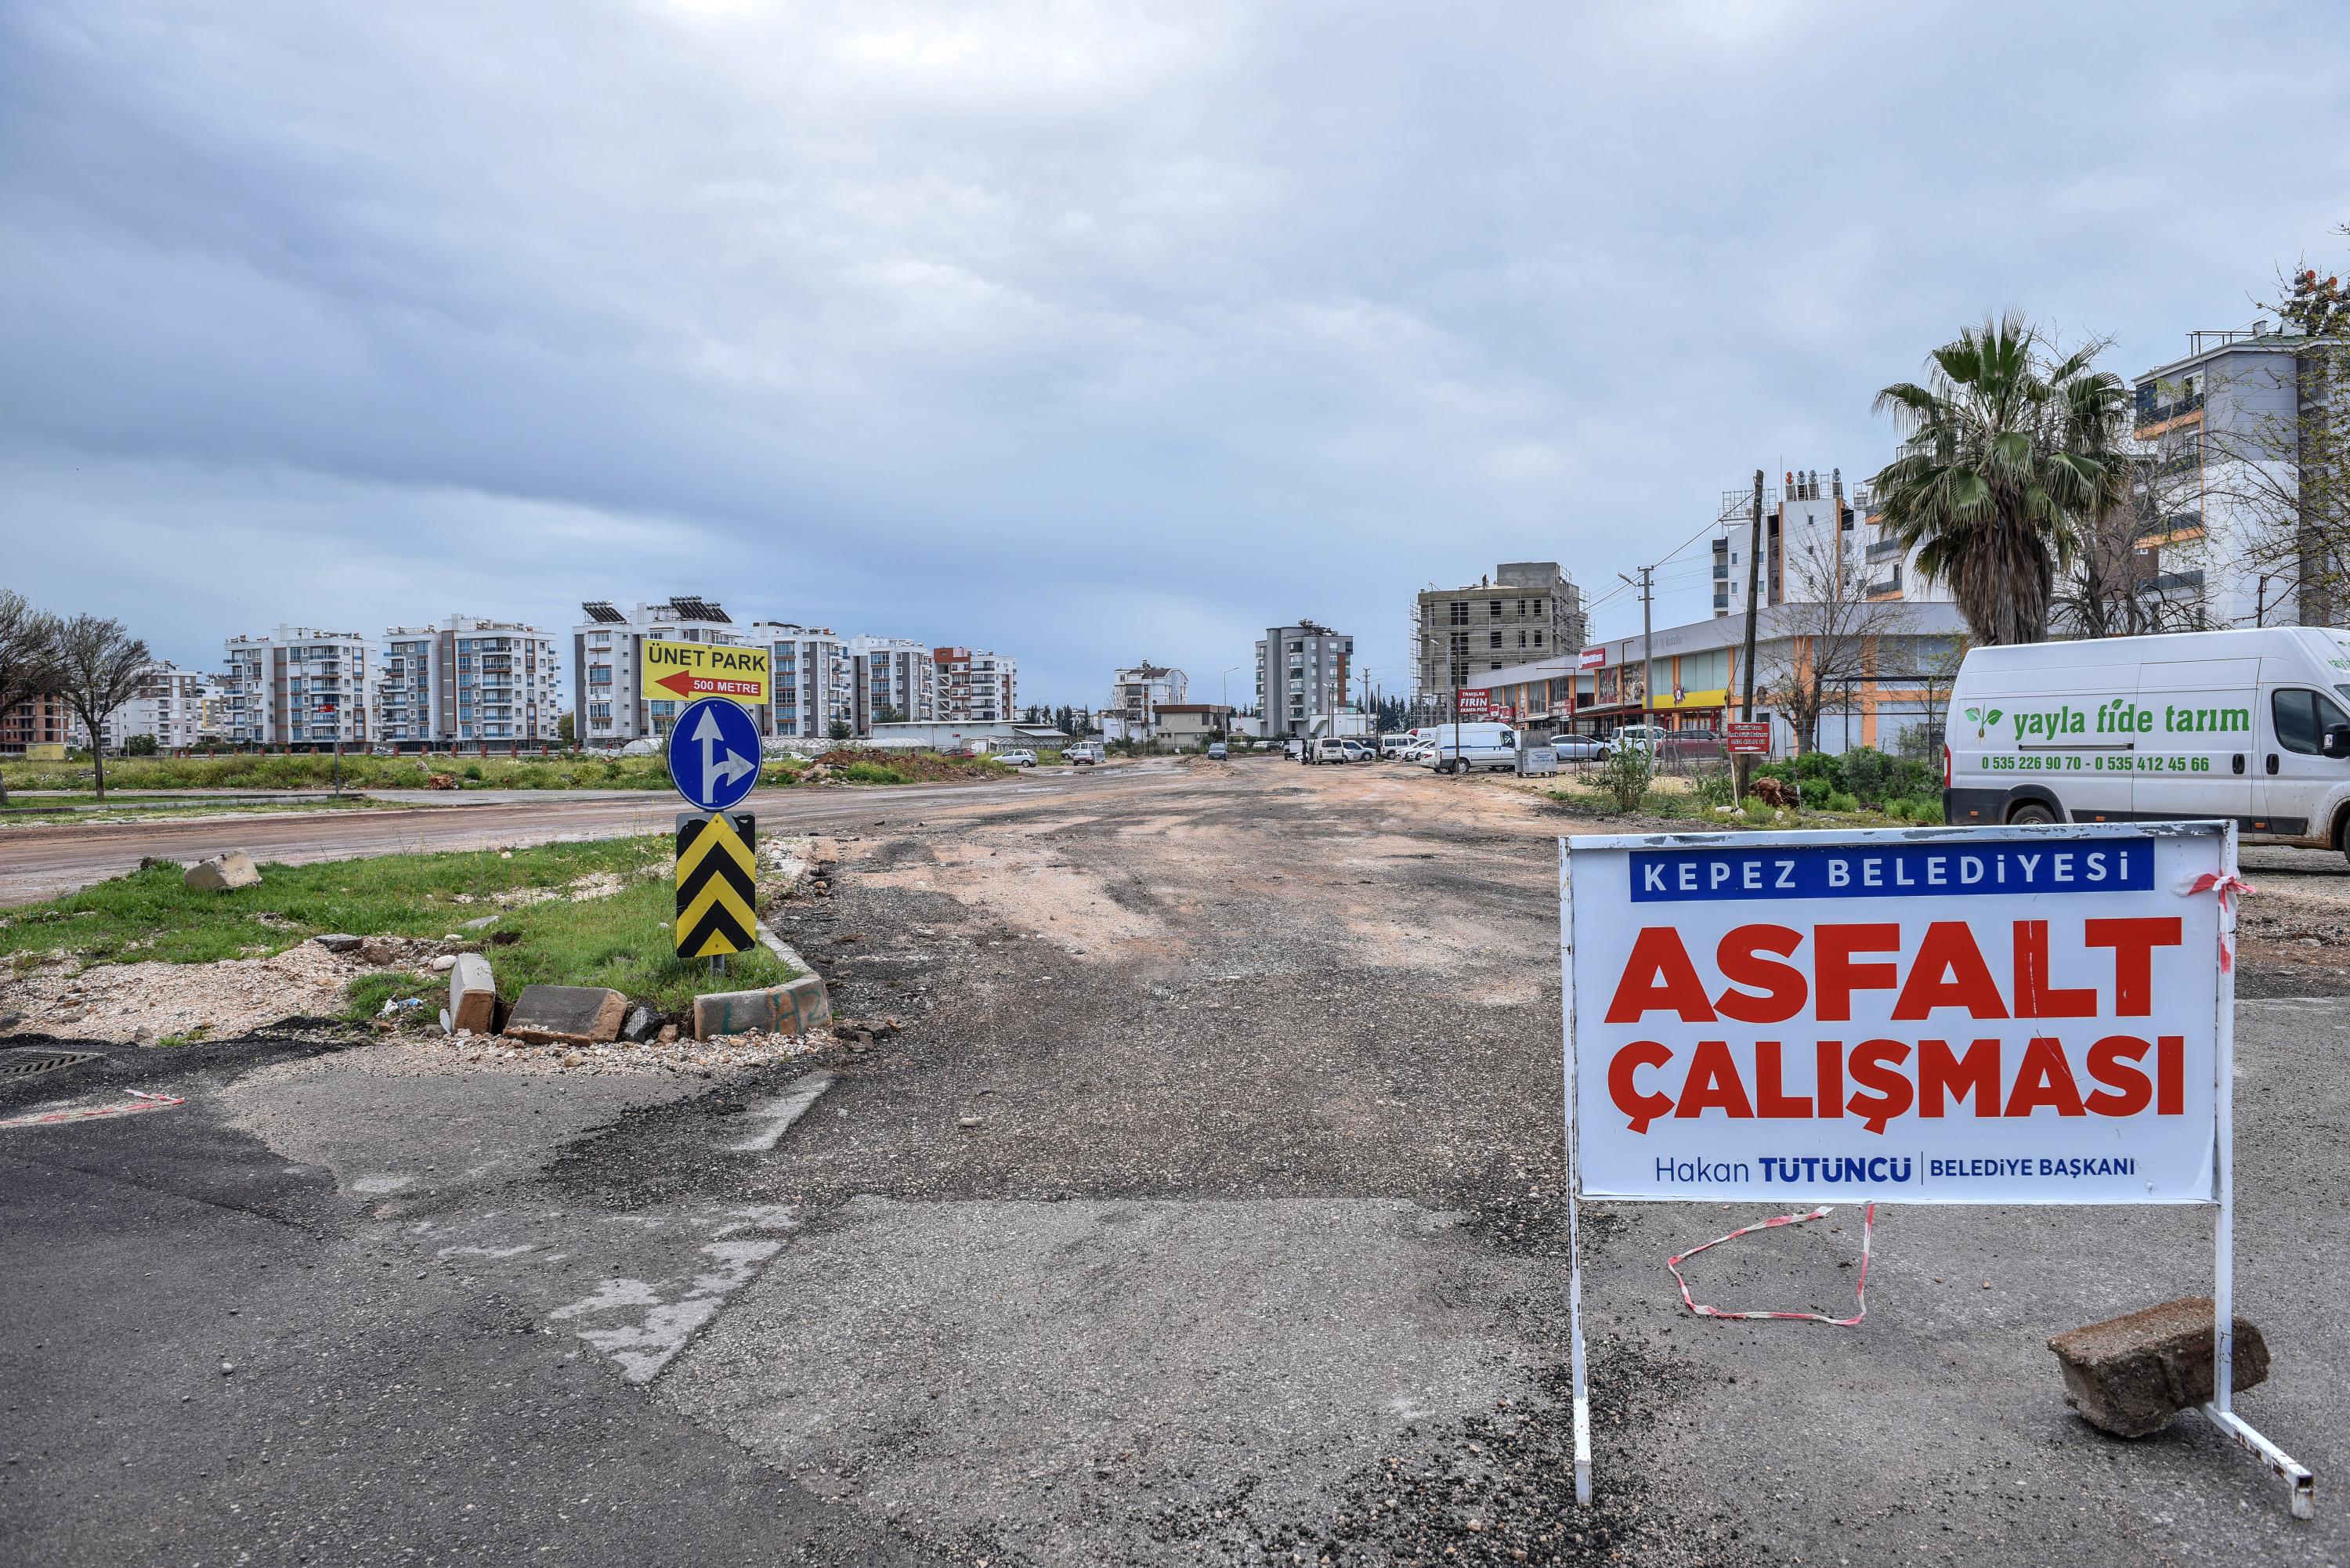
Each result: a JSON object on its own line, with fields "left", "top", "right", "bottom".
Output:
{"left": 1665, "top": 1203, "right": 1875, "bottom": 1326}
{"left": 2184, "top": 870, "right": 2257, "bottom": 972}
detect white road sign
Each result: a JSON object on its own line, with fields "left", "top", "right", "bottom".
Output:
{"left": 1566, "top": 824, "right": 2226, "bottom": 1205}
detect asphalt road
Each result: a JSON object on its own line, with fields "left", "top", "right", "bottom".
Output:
{"left": 0, "top": 764, "right": 1184, "bottom": 906}
{"left": 3, "top": 757, "right": 2343, "bottom": 1566}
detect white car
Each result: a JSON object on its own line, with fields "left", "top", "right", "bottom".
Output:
{"left": 1068, "top": 742, "right": 1104, "bottom": 766}
{"left": 1552, "top": 735, "right": 1606, "bottom": 761}
{"left": 996, "top": 750, "right": 1037, "bottom": 768}
{"left": 1607, "top": 724, "right": 1671, "bottom": 756}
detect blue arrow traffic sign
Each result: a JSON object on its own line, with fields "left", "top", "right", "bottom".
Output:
{"left": 666, "top": 696, "right": 762, "bottom": 813}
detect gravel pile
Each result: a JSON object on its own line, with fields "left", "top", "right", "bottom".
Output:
{"left": 371, "top": 1028, "right": 823, "bottom": 1077}
{"left": 0, "top": 939, "right": 387, "bottom": 1046}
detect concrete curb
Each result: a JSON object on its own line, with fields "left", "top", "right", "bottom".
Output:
{"left": 691, "top": 921, "right": 833, "bottom": 1040}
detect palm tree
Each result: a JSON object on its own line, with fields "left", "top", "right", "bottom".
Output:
{"left": 1870, "top": 313, "right": 2131, "bottom": 645}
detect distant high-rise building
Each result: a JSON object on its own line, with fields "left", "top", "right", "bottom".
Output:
{"left": 572, "top": 597, "right": 754, "bottom": 747}
{"left": 1413, "top": 564, "right": 1585, "bottom": 703}
{"left": 221, "top": 627, "right": 371, "bottom": 748}
{"left": 73, "top": 662, "right": 211, "bottom": 751}
{"left": 377, "top": 615, "right": 561, "bottom": 747}
{"left": 935, "top": 648, "right": 1016, "bottom": 722}
{"left": 1708, "top": 468, "right": 1953, "bottom": 620}
{"left": 752, "top": 622, "right": 855, "bottom": 739}
{"left": 1256, "top": 622, "right": 1352, "bottom": 739}
{"left": 848, "top": 635, "right": 940, "bottom": 732}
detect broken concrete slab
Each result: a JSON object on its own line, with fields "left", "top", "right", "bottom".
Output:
{"left": 460, "top": 914, "right": 501, "bottom": 930}
{"left": 312, "top": 934, "right": 363, "bottom": 954}
{"left": 449, "top": 953, "right": 497, "bottom": 1035}
{"left": 692, "top": 974, "right": 830, "bottom": 1041}
{"left": 504, "top": 985, "right": 627, "bottom": 1046}
{"left": 2047, "top": 1296, "right": 2269, "bottom": 1437}
{"left": 183, "top": 851, "right": 260, "bottom": 892}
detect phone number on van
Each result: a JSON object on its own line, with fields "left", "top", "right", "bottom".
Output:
{"left": 1977, "top": 753, "right": 2212, "bottom": 773}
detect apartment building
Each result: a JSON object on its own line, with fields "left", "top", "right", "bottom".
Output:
{"left": 2130, "top": 319, "right": 2343, "bottom": 627}
{"left": 0, "top": 695, "right": 70, "bottom": 755}
{"left": 219, "top": 627, "right": 371, "bottom": 748}
{"left": 849, "top": 636, "right": 938, "bottom": 732}
{"left": 378, "top": 615, "right": 560, "bottom": 748}
{"left": 1413, "top": 563, "right": 1586, "bottom": 702}
{"left": 1708, "top": 468, "right": 1955, "bottom": 616}
{"left": 1110, "top": 663, "right": 1188, "bottom": 734}
{"left": 78, "top": 663, "right": 211, "bottom": 750}
{"left": 1255, "top": 621, "right": 1352, "bottom": 739}
{"left": 935, "top": 648, "right": 1017, "bottom": 722}
{"left": 573, "top": 597, "right": 755, "bottom": 746}
{"left": 754, "top": 622, "right": 856, "bottom": 740}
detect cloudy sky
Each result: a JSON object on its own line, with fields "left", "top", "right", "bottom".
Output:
{"left": 5, "top": 1, "right": 2346, "bottom": 706}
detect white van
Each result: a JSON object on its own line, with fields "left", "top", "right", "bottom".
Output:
{"left": 1419, "top": 722, "right": 1521, "bottom": 775}
{"left": 1945, "top": 627, "right": 2350, "bottom": 856}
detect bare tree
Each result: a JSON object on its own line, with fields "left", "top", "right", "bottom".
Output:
{"left": 52, "top": 614, "right": 151, "bottom": 801}
{"left": 2053, "top": 421, "right": 2213, "bottom": 638}
{"left": 1759, "top": 533, "right": 1912, "bottom": 755}
{"left": 1889, "top": 632, "right": 1970, "bottom": 761}
{"left": 0, "top": 590, "right": 63, "bottom": 807}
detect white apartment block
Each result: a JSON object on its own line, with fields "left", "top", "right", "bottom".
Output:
{"left": 1110, "top": 663, "right": 1187, "bottom": 732}
{"left": 73, "top": 662, "right": 211, "bottom": 751}
{"left": 754, "top": 622, "right": 856, "bottom": 740}
{"left": 573, "top": 597, "right": 755, "bottom": 747}
{"left": 1709, "top": 467, "right": 1954, "bottom": 620}
{"left": 848, "top": 636, "right": 939, "bottom": 732}
{"left": 2130, "top": 320, "right": 2343, "bottom": 628}
{"left": 378, "top": 615, "right": 561, "bottom": 747}
{"left": 935, "top": 647, "right": 1016, "bottom": 722}
{"left": 220, "top": 627, "right": 371, "bottom": 747}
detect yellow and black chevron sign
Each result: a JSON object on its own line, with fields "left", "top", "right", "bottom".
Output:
{"left": 674, "top": 811, "right": 757, "bottom": 958}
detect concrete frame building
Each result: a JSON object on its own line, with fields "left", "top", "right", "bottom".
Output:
{"left": 1413, "top": 565, "right": 1586, "bottom": 704}
{"left": 935, "top": 648, "right": 1016, "bottom": 723}
{"left": 1256, "top": 621, "right": 1353, "bottom": 739}
{"left": 573, "top": 597, "right": 754, "bottom": 747}
{"left": 849, "top": 636, "right": 939, "bottom": 732}
{"left": 754, "top": 622, "right": 856, "bottom": 741}
{"left": 220, "top": 627, "right": 371, "bottom": 748}
{"left": 377, "top": 616, "right": 560, "bottom": 748}
{"left": 1, "top": 695, "right": 70, "bottom": 755}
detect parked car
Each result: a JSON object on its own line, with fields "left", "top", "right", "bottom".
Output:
{"left": 1606, "top": 724, "right": 1672, "bottom": 757}
{"left": 1343, "top": 739, "right": 1377, "bottom": 763}
{"left": 1308, "top": 737, "right": 1350, "bottom": 764}
{"left": 1068, "top": 742, "right": 1104, "bottom": 766}
{"left": 1552, "top": 735, "right": 1606, "bottom": 762}
{"left": 1418, "top": 722, "right": 1522, "bottom": 774}
{"left": 1946, "top": 625, "right": 2350, "bottom": 854}
{"left": 1284, "top": 739, "right": 1305, "bottom": 761}
{"left": 1378, "top": 732, "right": 1415, "bottom": 757}
{"left": 1206, "top": 742, "right": 1228, "bottom": 760}
{"left": 994, "top": 750, "right": 1037, "bottom": 768}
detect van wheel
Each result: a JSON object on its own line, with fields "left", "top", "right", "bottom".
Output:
{"left": 2007, "top": 800, "right": 2059, "bottom": 826}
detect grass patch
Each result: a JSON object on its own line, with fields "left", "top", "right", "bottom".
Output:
{"left": 0, "top": 834, "right": 804, "bottom": 1019}
{"left": 0, "top": 752, "right": 685, "bottom": 793}
{"left": 0, "top": 838, "right": 667, "bottom": 966}
{"left": 0, "top": 796, "right": 396, "bottom": 829}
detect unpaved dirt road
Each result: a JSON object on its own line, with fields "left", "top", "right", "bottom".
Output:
{"left": 0, "top": 764, "right": 1189, "bottom": 906}
{"left": 5, "top": 757, "right": 2345, "bottom": 1566}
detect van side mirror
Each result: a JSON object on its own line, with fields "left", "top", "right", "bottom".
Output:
{"left": 2324, "top": 724, "right": 2350, "bottom": 761}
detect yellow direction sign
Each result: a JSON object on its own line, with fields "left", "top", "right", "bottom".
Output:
{"left": 675, "top": 811, "right": 757, "bottom": 958}
{"left": 642, "top": 639, "right": 770, "bottom": 706}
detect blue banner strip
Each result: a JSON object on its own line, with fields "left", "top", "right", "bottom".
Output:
{"left": 1627, "top": 840, "right": 2153, "bottom": 902}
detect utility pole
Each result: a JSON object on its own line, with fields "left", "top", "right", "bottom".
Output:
{"left": 1737, "top": 468, "right": 1766, "bottom": 800}
{"left": 1618, "top": 566, "right": 1654, "bottom": 729}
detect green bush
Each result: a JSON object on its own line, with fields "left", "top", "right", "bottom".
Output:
{"left": 122, "top": 734, "right": 159, "bottom": 757}
{"left": 841, "top": 761, "right": 904, "bottom": 785}
{"left": 1842, "top": 747, "right": 1895, "bottom": 804}
{"left": 1820, "top": 791, "right": 1859, "bottom": 814}
{"left": 1691, "top": 767, "right": 1734, "bottom": 808}
{"left": 1598, "top": 743, "right": 1652, "bottom": 813}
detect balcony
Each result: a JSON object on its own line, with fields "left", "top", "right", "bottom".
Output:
{"left": 2146, "top": 569, "right": 2207, "bottom": 595}
{"left": 2134, "top": 387, "right": 2204, "bottom": 430}
{"left": 1865, "top": 537, "right": 1906, "bottom": 562}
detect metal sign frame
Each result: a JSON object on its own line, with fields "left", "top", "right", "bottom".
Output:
{"left": 1556, "top": 820, "right": 2312, "bottom": 1517}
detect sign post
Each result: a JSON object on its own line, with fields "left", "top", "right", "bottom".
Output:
{"left": 1558, "top": 821, "right": 2311, "bottom": 1515}
{"left": 666, "top": 697, "right": 764, "bottom": 969}
{"left": 1726, "top": 720, "right": 1770, "bottom": 756}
